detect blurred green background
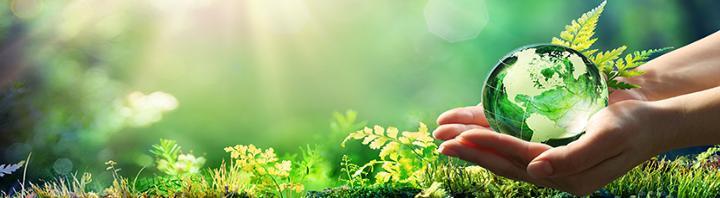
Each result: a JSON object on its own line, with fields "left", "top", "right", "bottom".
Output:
{"left": 1, "top": 0, "right": 718, "bottom": 190}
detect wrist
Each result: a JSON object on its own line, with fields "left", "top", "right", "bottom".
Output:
{"left": 649, "top": 99, "right": 690, "bottom": 151}
{"left": 616, "top": 73, "right": 655, "bottom": 101}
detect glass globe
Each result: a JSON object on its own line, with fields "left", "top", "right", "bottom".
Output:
{"left": 482, "top": 45, "right": 609, "bottom": 145}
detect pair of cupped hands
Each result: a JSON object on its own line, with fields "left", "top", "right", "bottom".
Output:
{"left": 434, "top": 88, "right": 680, "bottom": 195}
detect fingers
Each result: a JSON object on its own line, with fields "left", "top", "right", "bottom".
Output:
{"left": 527, "top": 128, "right": 624, "bottom": 178}
{"left": 432, "top": 124, "right": 486, "bottom": 140}
{"left": 438, "top": 129, "right": 552, "bottom": 182}
{"left": 438, "top": 139, "right": 529, "bottom": 181}
{"left": 455, "top": 129, "right": 551, "bottom": 163}
{"left": 437, "top": 106, "right": 489, "bottom": 126}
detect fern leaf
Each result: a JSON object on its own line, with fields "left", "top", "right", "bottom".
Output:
{"left": 373, "top": 125, "right": 385, "bottom": 135}
{"left": 551, "top": 37, "right": 570, "bottom": 47}
{"left": 375, "top": 171, "right": 392, "bottom": 183}
{"left": 551, "top": 0, "right": 606, "bottom": 55}
{"left": 592, "top": 45, "right": 627, "bottom": 72}
{"left": 341, "top": 130, "right": 367, "bottom": 147}
{"left": 608, "top": 80, "right": 640, "bottom": 90}
{"left": 584, "top": 49, "right": 599, "bottom": 57}
{"left": 0, "top": 161, "right": 25, "bottom": 177}
{"left": 369, "top": 137, "right": 388, "bottom": 149}
{"left": 418, "top": 122, "right": 428, "bottom": 134}
{"left": 386, "top": 127, "right": 399, "bottom": 139}
{"left": 617, "top": 47, "right": 672, "bottom": 70}
{"left": 379, "top": 142, "right": 400, "bottom": 160}
{"left": 361, "top": 135, "right": 378, "bottom": 145}
{"left": 619, "top": 69, "right": 646, "bottom": 78}
{"left": 353, "top": 159, "right": 378, "bottom": 177}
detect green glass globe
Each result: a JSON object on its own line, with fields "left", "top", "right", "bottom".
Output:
{"left": 482, "top": 45, "right": 609, "bottom": 145}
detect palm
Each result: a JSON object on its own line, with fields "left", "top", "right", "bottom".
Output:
{"left": 433, "top": 88, "right": 655, "bottom": 195}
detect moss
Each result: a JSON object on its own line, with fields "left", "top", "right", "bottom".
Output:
{"left": 306, "top": 186, "right": 421, "bottom": 198}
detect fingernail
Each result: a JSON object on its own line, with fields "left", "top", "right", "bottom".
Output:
{"left": 528, "top": 160, "right": 553, "bottom": 178}
{"left": 438, "top": 145, "right": 458, "bottom": 157}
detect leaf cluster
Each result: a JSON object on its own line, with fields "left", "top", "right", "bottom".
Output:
{"left": 338, "top": 155, "right": 370, "bottom": 188}
{"left": 341, "top": 123, "right": 438, "bottom": 187}
{"left": 551, "top": 0, "right": 670, "bottom": 90}
{"left": 222, "top": 144, "right": 305, "bottom": 197}
{"left": 150, "top": 139, "right": 206, "bottom": 176}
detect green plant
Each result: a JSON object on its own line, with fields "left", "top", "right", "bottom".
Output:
{"left": 150, "top": 139, "right": 206, "bottom": 176}
{"left": 693, "top": 145, "right": 720, "bottom": 169}
{"left": 338, "top": 155, "right": 370, "bottom": 188}
{"left": 331, "top": 110, "right": 367, "bottom": 135}
{"left": 605, "top": 155, "right": 720, "bottom": 197}
{"left": 30, "top": 172, "right": 98, "bottom": 198}
{"left": 6, "top": 114, "right": 720, "bottom": 197}
{"left": 222, "top": 144, "right": 305, "bottom": 197}
{"left": 295, "top": 145, "right": 334, "bottom": 190}
{"left": 414, "top": 182, "right": 446, "bottom": 198}
{"left": 134, "top": 175, "right": 185, "bottom": 197}
{"left": 210, "top": 161, "right": 253, "bottom": 196}
{"left": 103, "top": 160, "right": 135, "bottom": 197}
{"left": 428, "top": 163, "right": 566, "bottom": 197}
{"left": 341, "top": 123, "right": 438, "bottom": 187}
{"left": 551, "top": 0, "right": 670, "bottom": 90}
{"left": 4, "top": 141, "right": 720, "bottom": 197}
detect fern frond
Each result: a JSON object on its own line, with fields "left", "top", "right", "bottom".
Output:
{"left": 343, "top": 126, "right": 391, "bottom": 149}
{"left": 379, "top": 142, "right": 400, "bottom": 160}
{"left": 0, "top": 161, "right": 25, "bottom": 177}
{"left": 551, "top": 0, "right": 606, "bottom": 56}
{"left": 608, "top": 79, "right": 641, "bottom": 90}
{"left": 619, "top": 69, "right": 646, "bottom": 78}
{"left": 583, "top": 49, "right": 599, "bottom": 57}
{"left": 616, "top": 47, "right": 672, "bottom": 70}
{"left": 592, "top": 45, "right": 627, "bottom": 72}
{"left": 342, "top": 123, "right": 433, "bottom": 152}
{"left": 342, "top": 122, "right": 438, "bottom": 186}
{"left": 603, "top": 47, "right": 671, "bottom": 89}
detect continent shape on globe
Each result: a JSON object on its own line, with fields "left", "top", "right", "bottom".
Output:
{"left": 482, "top": 45, "right": 609, "bottom": 144}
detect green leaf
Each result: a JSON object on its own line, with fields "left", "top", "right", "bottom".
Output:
{"left": 608, "top": 80, "right": 640, "bottom": 90}
{"left": 592, "top": 45, "right": 627, "bottom": 72}
{"left": 616, "top": 47, "right": 672, "bottom": 70}
{"left": 551, "top": 0, "right": 606, "bottom": 54}
{"left": 619, "top": 69, "right": 646, "bottom": 78}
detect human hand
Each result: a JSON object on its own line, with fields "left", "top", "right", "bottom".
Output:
{"left": 434, "top": 90, "right": 678, "bottom": 195}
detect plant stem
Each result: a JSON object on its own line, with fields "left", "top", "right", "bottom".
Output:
{"left": 254, "top": 166, "right": 284, "bottom": 198}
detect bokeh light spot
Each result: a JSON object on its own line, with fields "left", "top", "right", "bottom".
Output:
{"left": 10, "top": 0, "right": 43, "bottom": 19}
{"left": 248, "top": 0, "right": 312, "bottom": 34}
{"left": 122, "top": 91, "right": 179, "bottom": 127}
{"left": 424, "top": 0, "right": 490, "bottom": 43}
{"left": 52, "top": 158, "right": 73, "bottom": 175}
